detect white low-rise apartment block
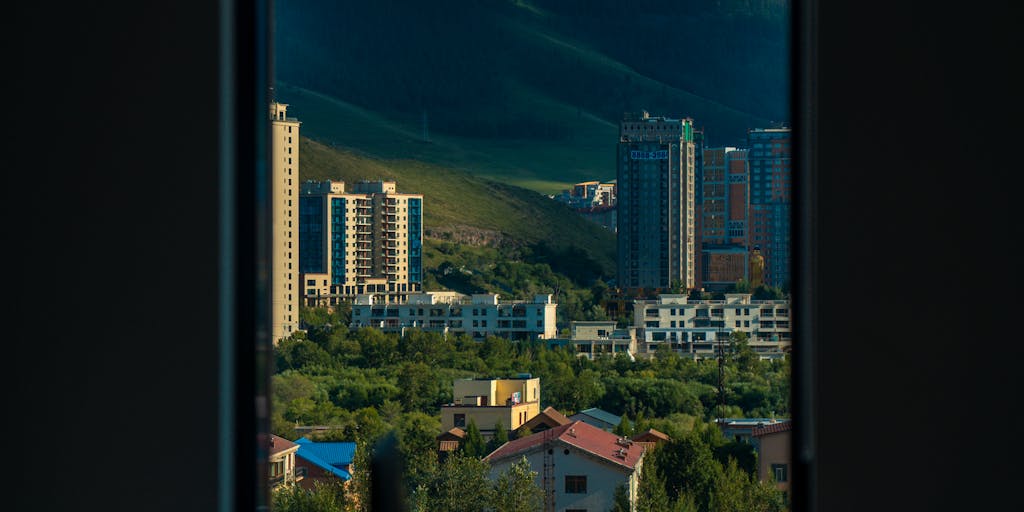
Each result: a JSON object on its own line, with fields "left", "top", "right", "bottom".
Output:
{"left": 549, "top": 321, "right": 639, "bottom": 360}
{"left": 350, "top": 292, "right": 557, "bottom": 341}
{"left": 634, "top": 293, "right": 791, "bottom": 359}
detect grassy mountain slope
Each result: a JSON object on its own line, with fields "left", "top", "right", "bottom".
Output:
{"left": 277, "top": 82, "right": 615, "bottom": 195}
{"left": 299, "top": 136, "right": 617, "bottom": 282}
{"left": 275, "top": 0, "right": 789, "bottom": 193}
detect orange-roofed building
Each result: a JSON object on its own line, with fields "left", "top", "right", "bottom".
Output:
{"left": 631, "top": 428, "right": 671, "bottom": 450}
{"left": 519, "top": 406, "right": 572, "bottom": 434}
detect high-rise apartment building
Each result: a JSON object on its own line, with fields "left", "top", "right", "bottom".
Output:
{"left": 616, "top": 111, "right": 697, "bottom": 292}
{"left": 747, "top": 127, "right": 791, "bottom": 290}
{"left": 700, "top": 147, "right": 750, "bottom": 290}
{"left": 270, "top": 102, "right": 299, "bottom": 342}
{"left": 693, "top": 128, "right": 706, "bottom": 288}
{"left": 298, "top": 180, "right": 423, "bottom": 305}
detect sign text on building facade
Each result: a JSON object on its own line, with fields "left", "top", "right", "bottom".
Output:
{"left": 630, "top": 150, "right": 669, "bottom": 160}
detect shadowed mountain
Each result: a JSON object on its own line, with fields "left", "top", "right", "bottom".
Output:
{"left": 275, "top": 0, "right": 790, "bottom": 193}
{"left": 299, "top": 136, "right": 617, "bottom": 284}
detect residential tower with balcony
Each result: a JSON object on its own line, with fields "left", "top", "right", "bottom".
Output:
{"left": 298, "top": 180, "right": 422, "bottom": 305}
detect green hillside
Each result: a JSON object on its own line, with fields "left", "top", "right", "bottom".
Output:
{"left": 299, "top": 136, "right": 616, "bottom": 283}
{"left": 277, "top": 82, "right": 614, "bottom": 195}
{"left": 275, "top": 0, "right": 789, "bottom": 194}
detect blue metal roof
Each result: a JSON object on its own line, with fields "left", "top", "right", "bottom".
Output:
{"left": 574, "top": 408, "right": 622, "bottom": 426}
{"left": 295, "top": 437, "right": 356, "bottom": 481}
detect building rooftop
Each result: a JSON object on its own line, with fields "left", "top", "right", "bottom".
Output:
{"left": 294, "top": 437, "right": 356, "bottom": 481}
{"left": 631, "top": 428, "right": 671, "bottom": 443}
{"left": 437, "top": 427, "right": 467, "bottom": 440}
{"left": 521, "top": 406, "right": 572, "bottom": 431}
{"left": 571, "top": 408, "right": 623, "bottom": 427}
{"left": 485, "top": 420, "right": 643, "bottom": 471}
{"left": 716, "top": 417, "right": 788, "bottom": 427}
{"left": 456, "top": 373, "right": 534, "bottom": 382}
{"left": 355, "top": 292, "right": 554, "bottom": 307}
{"left": 752, "top": 421, "right": 793, "bottom": 437}
{"left": 269, "top": 434, "right": 299, "bottom": 456}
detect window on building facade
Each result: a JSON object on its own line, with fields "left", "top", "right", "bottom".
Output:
{"left": 565, "top": 475, "right": 587, "bottom": 494}
{"left": 772, "top": 463, "right": 788, "bottom": 482}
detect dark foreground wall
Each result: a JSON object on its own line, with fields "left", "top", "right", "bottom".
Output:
{"left": 5, "top": 1, "right": 1024, "bottom": 511}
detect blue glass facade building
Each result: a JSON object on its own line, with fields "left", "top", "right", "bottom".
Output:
{"left": 408, "top": 198, "right": 422, "bottom": 285}
{"left": 747, "top": 128, "right": 791, "bottom": 290}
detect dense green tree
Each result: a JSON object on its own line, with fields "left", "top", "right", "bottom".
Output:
{"left": 712, "top": 440, "right": 758, "bottom": 477}
{"left": 733, "top": 278, "right": 751, "bottom": 293}
{"left": 272, "top": 372, "right": 319, "bottom": 404}
{"left": 348, "top": 439, "right": 373, "bottom": 512}
{"left": 729, "top": 330, "right": 759, "bottom": 374}
{"left": 421, "top": 452, "right": 493, "bottom": 512}
{"left": 746, "top": 475, "right": 787, "bottom": 512}
{"left": 357, "top": 327, "right": 398, "bottom": 368}
{"left": 752, "top": 284, "right": 785, "bottom": 301}
{"left": 670, "top": 279, "right": 684, "bottom": 294}
{"left": 332, "top": 373, "right": 400, "bottom": 410}
{"left": 276, "top": 337, "right": 336, "bottom": 371}
{"left": 462, "top": 419, "right": 487, "bottom": 457}
{"left": 378, "top": 399, "right": 403, "bottom": 423}
{"left": 396, "top": 412, "right": 442, "bottom": 497}
{"left": 636, "top": 450, "right": 671, "bottom": 512}
{"left": 616, "top": 311, "right": 633, "bottom": 329}
{"left": 701, "top": 446, "right": 785, "bottom": 512}
{"left": 283, "top": 397, "right": 317, "bottom": 424}
{"left": 396, "top": 361, "right": 440, "bottom": 413}
{"left": 272, "top": 481, "right": 350, "bottom": 512}
{"left": 613, "top": 413, "right": 633, "bottom": 437}
{"left": 656, "top": 432, "right": 721, "bottom": 512}
{"left": 399, "top": 328, "right": 452, "bottom": 366}
{"left": 673, "top": 492, "right": 700, "bottom": 512}
{"left": 710, "top": 458, "right": 746, "bottom": 512}
{"left": 487, "top": 421, "right": 509, "bottom": 453}
{"left": 493, "top": 456, "right": 544, "bottom": 512}
{"left": 610, "top": 482, "right": 631, "bottom": 512}
{"left": 564, "top": 368, "right": 605, "bottom": 412}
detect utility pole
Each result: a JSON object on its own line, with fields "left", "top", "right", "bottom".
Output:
{"left": 717, "top": 307, "right": 726, "bottom": 419}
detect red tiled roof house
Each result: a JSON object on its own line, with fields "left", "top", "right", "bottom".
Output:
{"left": 753, "top": 420, "right": 792, "bottom": 502}
{"left": 484, "top": 420, "right": 646, "bottom": 512}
